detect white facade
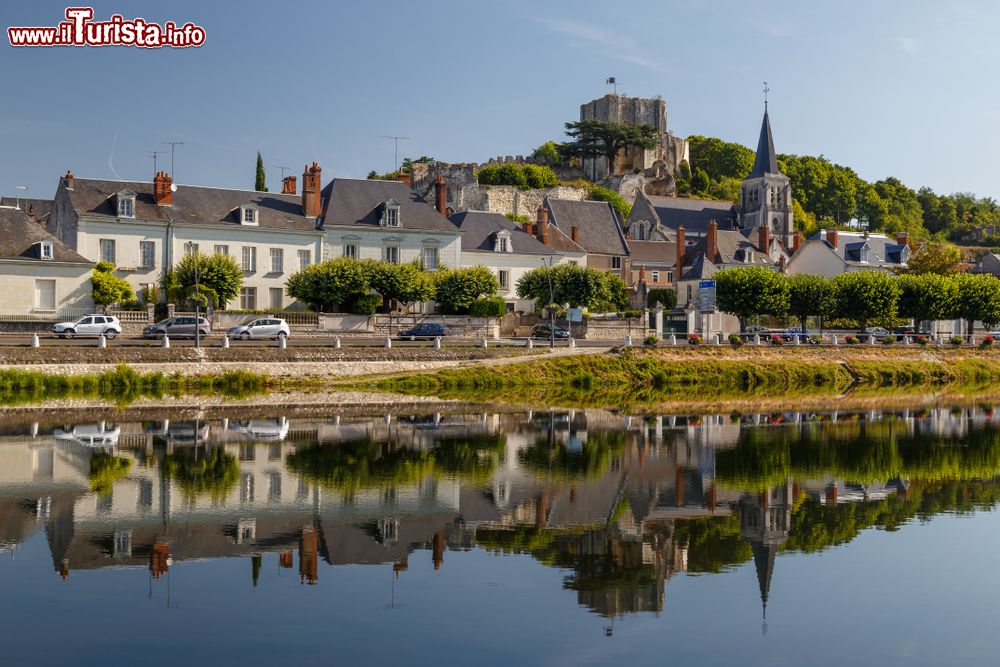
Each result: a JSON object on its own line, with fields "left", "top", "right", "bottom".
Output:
{"left": 461, "top": 250, "right": 583, "bottom": 312}
{"left": 322, "top": 226, "right": 461, "bottom": 272}
{"left": 0, "top": 259, "right": 94, "bottom": 317}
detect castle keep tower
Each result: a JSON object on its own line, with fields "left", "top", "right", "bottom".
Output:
{"left": 739, "top": 108, "right": 794, "bottom": 247}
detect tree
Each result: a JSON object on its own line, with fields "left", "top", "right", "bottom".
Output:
{"left": 687, "top": 135, "right": 754, "bottom": 181}
{"left": 900, "top": 242, "right": 962, "bottom": 275}
{"left": 691, "top": 167, "right": 710, "bottom": 194}
{"left": 254, "top": 151, "right": 267, "bottom": 192}
{"left": 362, "top": 260, "right": 434, "bottom": 311}
{"left": 897, "top": 274, "right": 959, "bottom": 330}
{"left": 953, "top": 273, "right": 1000, "bottom": 338}
{"left": 561, "top": 120, "right": 659, "bottom": 175}
{"left": 400, "top": 156, "right": 434, "bottom": 174}
{"left": 531, "top": 141, "right": 562, "bottom": 166}
{"left": 286, "top": 257, "right": 370, "bottom": 312}
{"left": 586, "top": 185, "right": 631, "bottom": 220}
{"left": 715, "top": 267, "right": 790, "bottom": 332}
{"left": 91, "top": 262, "right": 135, "bottom": 310}
{"left": 173, "top": 252, "right": 243, "bottom": 309}
{"left": 788, "top": 274, "right": 835, "bottom": 333}
{"left": 831, "top": 271, "right": 900, "bottom": 332}
{"left": 516, "top": 264, "right": 628, "bottom": 312}
{"left": 523, "top": 164, "right": 559, "bottom": 188}
{"left": 434, "top": 266, "right": 500, "bottom": 315}
{"left": 647, "top": 287, "right": 677, "bottom": 310}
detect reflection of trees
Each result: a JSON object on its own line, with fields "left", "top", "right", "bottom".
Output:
{"left": 286, "top": 435, "right": 505, "bottom": 494}
{"left": 672, "top": 515, "right": 752, "bottom": 574}
{"left": 162, "top": 447, "right": 239, "bottom": 502}
{"left": 89, "top": 453, "right": 132, "bottom": 496}
{"left": 717, "top": 421, "right": 1000, "bottom": 488}
{"left": 517, "top": 431, "right": 627, "bottom": 480}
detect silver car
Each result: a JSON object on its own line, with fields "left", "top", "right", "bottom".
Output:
{"left": 143, "top": 316, "right": 211, "bottom": 339}
{"left": 228, "top": 318, "right": 290, "bottom": 340}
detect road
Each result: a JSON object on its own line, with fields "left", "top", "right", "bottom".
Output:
{"left": 0, "top": 334, "right": 620, "bottom": 349}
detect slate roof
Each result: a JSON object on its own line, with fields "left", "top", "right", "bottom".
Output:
{"left": 449, "top": 211, "right": 583, "bottom": 255}
{"left": 0, "top": 197, "right": 53, "bottom": 223}
{"left": 0, "top": 206, "right": 90, "bottom": 263}
{"left": 544, "top": 198, "right": 628, "bottom": 256}
{"left": 643, "top": 194, "right": 738, "bottom": 235}
{"left": 680, "top": 253, "right": 718, "bottom": 281}
{"left": 66, "top": 179, "right": 317, "bottom": 231}
{"left": 628, "top": 240, "right": 676, "bottom": 266}
{"left": 749, "top": 110, "right": 780, "bottom": 178}
{"left": 806, "top": 231, "right": 908, "bottom": 266}
{"left": 319, "top": 178, "right": 458, "bottom": 233}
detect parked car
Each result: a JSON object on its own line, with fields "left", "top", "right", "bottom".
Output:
{"left": 52, "top": 314, "right": 122, "bottom": 339}
{"left": 398, "top": 323, "right": 446, "bottom": 340}
{"left": 894, "top": 326, "right": 917, "bottom": 341}
{"left": 143, "top": 316, "right": 211, "bottom": 339}
{"left": 228, "top": 318, "right": 290, "bottom": 340}
{"left": 778, "top": 327, "right": 804, "bottom": 342}
{"left": 53, "top": 423, "right": 121, "bottom": 448}
{"left": 864, "top": 327, "right": 890, "bottom": 338}
{"left": 531, "top": 323, "right": 570, "bottom": 339}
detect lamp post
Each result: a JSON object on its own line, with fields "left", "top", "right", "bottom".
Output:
{"left": 544, "top": 256, "right": 556, "bottom": 349}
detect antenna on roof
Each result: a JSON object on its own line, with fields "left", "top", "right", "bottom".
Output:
{"left": 164, "top": 141, "right": 184, "bottom": 179}
{"left": 273, "top": 165, "right": 291, "bottom": 190}
{"left": 15, "top": 185, "right": 27, "bottom": 210}
{"left": 605, "top": 76, "right": 618, "bottom": 95}
{"left": 148, "top": 150, "right": 166, "bottom": 179}
{"left": 380, "top": 136, "right": 411, "bottom": 173}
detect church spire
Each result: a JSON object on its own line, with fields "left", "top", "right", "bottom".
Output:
{"left": 749, "top": 108, "right": 779, "bottom": 178}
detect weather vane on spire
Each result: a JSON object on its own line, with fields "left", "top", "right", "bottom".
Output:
{"left": 763, "top": 81, "right": 770, "bottom": 111}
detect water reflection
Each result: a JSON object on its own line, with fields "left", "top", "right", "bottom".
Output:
{"left": 1, "top": 405, "right": 1000, "bottom": 624}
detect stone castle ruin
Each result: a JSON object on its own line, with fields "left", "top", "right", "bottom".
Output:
{"left": 409, "top": 93, "right": 690, "bottom": 218}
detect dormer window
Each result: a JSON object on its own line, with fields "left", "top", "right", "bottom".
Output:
{"left": 859, "top": 243, "right": 870, "bottom": 263}
{"left": 381, "top": 199, "right": 401, "bottom": 227}
{"left": 116, "top": 190, "right": 136, "bottom": 218}
{"left": 240, "top": 205, "right": 259, "bottom": 226}
{"left": 37, "top": 240, "right": 53, "bottom": 260}
{"left": 494, "top": 230, "right": 512, "bottom": 253}
{"left": 900, "top": 246, "right": 910, "bottom": 263}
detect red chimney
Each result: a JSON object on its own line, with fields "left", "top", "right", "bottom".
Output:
{"left": 675, "top": 225, "right": 686, "bottom": 283}
{"left": 302, "top": 162, "right": 322, "bottom": 218}
{"left": 64, "top": 170, "right": 74, "bottom": 190}
{"left": 896, "top": 232, "right": 910, "bottom": 247}
{"left": 571, "top": 225, "right": 580, "bottom": 244}
{"left": 153, "top": 171, "right": 173, "bottom": 206}
{"left": 26, "top": 204, "right": 36, "bottom": 223}
{"left": 433, "top": 531, "right": 445, "bottom": 571}
{"left": 397, "top": 172, "right": 412, "bottom": 187}
{"left": 758, "top": 225, "right": 770, "bottom": 256}
{"left": 706, "top": 219, "right": 718, "bottom": 264}
{"left": 638, "top": 264, "right": 646, "bottom": 282}
{"left": 521, "top": 221, "right": 532, "bottom": 235}
{"left": 536, "top": 204, "right": 550, "bottom": 245}
{"left": 793, "top": 231, "right": 802, "bottom": 254}
{"left": 826, "top": 228, "right": 839, "bottom": 249}
{"left": 434, "top": 175, "right": 447, "bottom": 217}
{"left": 282, "top": 176, "right": 297, "bottom": 195}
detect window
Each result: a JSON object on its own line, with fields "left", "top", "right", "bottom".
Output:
{"left": 34, "top": 279, "right": 55, "bottom": 311}
{"left": 99, "top": 239, "right": 116, "bottom": 264}
{"left": 39, "top": 241, "right": 53, "bottom": 260}
{"left": 297, "top": 249, "right": 311, "bottom": 269}
{"left": 343, "top": 244, "right": 358, "bottom": 259}
{"left": 422, "top": 247, "right": 439, "bottom": 271}
{"left": 666, "top": 271, "right": 674, "bottom": 283}
{"left": 651, "top": 271, "right": 660, "bottom": 283}
{"left": 139, "top": 241, "right": 155, "bottom": 269}
{"left": 214, "top": 244, "right": 229, "bottom": 256}
{"left": 270, "top": 248, "right": 283, "bottom": 273}
{"left": 860, "top": 246, "right": 870, "bottom": 263}
{"left": 240, "top": 287, "right": 257, "bottom": 310}
{"left": 384, "top": 245, "right": 399, "bottom": 264}
{"left": 498, "top": 269, "right": 510, "bottom": 291}
{"left": 382, "top": 199, "right": 401, "bottom": 227}
{"left": 241, "top": 205, "right": 258, "bottom": 225}
{"left": 184, "top": 242, "right": 199, "bottom": 256}
{"left": 686, "top": 284, "right": 692, "bottom": 303}
{"left": 268, "top": 472, "right": 282, "bottom": 502}
{"left": 498, "top": 236, "right": 509, "bottom": 252}
{"left": 269, "top": 288, "right": 283, "bottom": 310}
{"left": 242, "top": 246, "right": 257, "bottom": 272}
{"left": 117, "top": 195, "right": 134, "bottom": 218}
{"left": 611, "top": 256, "right": 622, "bottom": 270}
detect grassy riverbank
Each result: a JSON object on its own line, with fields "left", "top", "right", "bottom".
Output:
{"left": 364, "top": 347, "right": 1000, "bottom": 408}
{"left": 0, "top": 363, "right": 273, "bottom": 405}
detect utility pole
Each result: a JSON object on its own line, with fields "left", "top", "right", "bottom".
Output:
{"left": 148, "top": 150, "right": 166, "bottom": 179}
{"left": 380, "top": 135, "right": 410, "bottom": 173}
{"left": 544, "top": 256, "right": 556, "bottom": 349}
{"left": 164, "top": 141, "right": 184, "bottom": 179}
{"left": 272, "top": 165, "right": 291, "bottom": 190}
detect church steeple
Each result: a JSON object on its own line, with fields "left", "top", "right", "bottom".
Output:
{"left": 750, "top": 110, "right": 779, "bottom": 178}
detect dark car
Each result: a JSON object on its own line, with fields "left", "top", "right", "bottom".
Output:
{"left": 143, "top": 316, "right": 212, "bottom": 339}
{"left": 399, "top": 323, "right": 446, "bottom": 340}
{"left": 894, "top": 326, "right": 916, "bottom": 341}
{"left": 531, "top": 324, "right": 570, "bottom": 339}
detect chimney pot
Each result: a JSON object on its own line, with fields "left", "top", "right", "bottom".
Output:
{"left": 793, "top": 231, "right": 802, "bottom": 254}
{"left": 302, "top": 162, "right": 322, "bottom": 217}
{"left": 521, "top": 221, "right": 532, "bottom": 235}
{"left": 758, "top": 225, "right": 770, "bottom": 257}
{"left": 896, "top": 232, "right": 910, "bottom": 247}
{"left": 706, "top": 219, "right": 718, "bottom": 264}
{"left": 434, "top": 175, "right": 447, "bottom": 217}
{"left": 535, "top": 204, "right": 550, "bottom": 245}
{"left": 675, "top": 226, "right": 686, "bottom": 283}
{"left": 397, "top": 172, "right": 412, "bottom": 187}
{"left": 64, "top": 170, "right": 74, "bottom": 190}
{"left": 571, "top": 226, "right": 579, "bottom": 243}
{"left": 826, "top": 228, "right": 839, "bottom": 249}
{"left": 282, "top": 176, "right": 297, "bottom": 195}
{"left": 154, "top": 170, "right": 174, "bottom": 206}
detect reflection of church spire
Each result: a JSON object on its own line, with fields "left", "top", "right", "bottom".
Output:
{"left": 739, "top": 481, "right": 792, "bottom": 633}
{"left": 751, "top": 540, "right": 777, "bottom": 630}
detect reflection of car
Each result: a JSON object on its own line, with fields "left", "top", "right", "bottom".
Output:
{"left": 228, "top": 418, "right": 289, "bottom": 441}
{"left": 52, "top": 315, "right": 122, "bottom": 339}
{"left": 145, "top": 421, "right": 210, "bottom": 444}
{"left": 398, "top": 323, "right": 445, "bottom": 340}
{"left": 143, "top": 316, "right": 211, "bottom": 339}
{"left": 228, "top": 318, "right": 289, "bottom": 340}
{"left": 54, "top": 423, "right": 121, "bottom": 448}
{"left": 531, "top": 324, "right": 570, "bottom": 339}
{"left": 864, "top": 327, "right": 890, "bottom": 338}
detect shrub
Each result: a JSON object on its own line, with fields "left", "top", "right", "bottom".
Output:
{"left": 687, "top": 333, "right": 702, "bottom": 345}
{"left": 981, "top": 335, "right": 995, "bottom": 348}
{"left": 807, "top": 335, "right": 822, "bottom": 345}
{"left": 523, "top": 164, "right": 559, "bottom": 189}
{"left": 469, "top": 296, "right": 506, "bottom": 318}
{"left": 645, "top": 334, "right": 659, "bottom": 347}
{"left": 916, "top": 335, "right": 929, "bottom": 346}
{"left": 769, "top": 334, "right": 784, "bottom": 346}
{"left": 882, "top": 336, "right": 894, "bottom": 345}
{"left": 950, "top": 335, "right": 963, "bottom": 346}
{"left": 729, "top": 333, "right": 744, "bottom": 347}
{"left": 348, "top": 293, "right": 382, "bottom": 316}
{"left": 846, "top": 336, "right": 861, "bottom": 345}
{"left": 647, "top": 287, "right": 677, "bottom": 310}
{"left": 586, "top": 185, "right": 631, "bottom": 220}
{"left": 618, "top": 309, "right": 644, "bottom": 319}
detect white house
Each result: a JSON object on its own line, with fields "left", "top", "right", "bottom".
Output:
{"left": 449, "top": 208, "right": 585, "bottom": 311}
{"left": 786, "top": 229, "right": 909, "bottom": 277}
{"left": 0, "top": 205, "right": 93, "bottom": 318}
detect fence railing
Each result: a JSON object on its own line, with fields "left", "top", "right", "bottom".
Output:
{"left": 0, "top": 307, "right": 86, "bottom": 322}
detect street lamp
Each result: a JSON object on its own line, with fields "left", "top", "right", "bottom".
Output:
{"left": 544, "top": 256, "right": 556, "bottom": 349}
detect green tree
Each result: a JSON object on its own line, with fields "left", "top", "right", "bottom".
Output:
{"left": 91, "top": 262, "right": 135, "bottom": 310}
{"left": 561, "top": 120, "right": 659, "bottom": 176}
{"left": 831, "top": 271, "right": 900, "bottom": 332}
{"left": 953, "top": 273, "right": 1000, "bottom": 338}
{"left": 896, "top": 274, "right": 959, "bottom": 330}
{"left": 674, "top": 162, "right": 692, "bottom": 196}
{"left": 434, "top": 266, "right": 500, "bottom": 315}
{"left": 647, "top": 287, "right": 677, "bottom": 310}
{"left": 691, "top": 167, "right": 710, "bottom": 194}
{"left": 788, "top": 274, "right": 835, "bottom": 333}
{"left": 362, "top": 260, "right": 434, "bottom": 311}
{"left": 687, "top": 135, "right": 754, "bottom": 181}
{"left": 399, "top": 156, "right": 434, "bottom": 174}
{"left": 254, "top": 151, "right": 267, "bottom": 192}
{"left": 286, "top": 257, "right": 370, "bottom": 312}
{"left": 715, "top": 266, "right": 790, "bottom": 332}
{"left": 586, "top": 185, "right": 631, "bottom": 220}
{"left": 173, "top": 252, "right": 243, "bottom": 309}
{"left": 523, "top": 164, "right": 559, "bottom": 188}
{"left": 531, "top": 141, "right": 562, "bottom": 166}
{"left": 900, "top": 242, "right": 962, "bottom": 275}
{"left": 162, "top": 448, "right": 239, "bottom": 503}
{"left": 516, "top": 264, "right": 627, "bottom": 311}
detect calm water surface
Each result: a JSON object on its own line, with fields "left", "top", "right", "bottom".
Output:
{"left": 2, "top": 405, "right": 1000, "bottom": 666}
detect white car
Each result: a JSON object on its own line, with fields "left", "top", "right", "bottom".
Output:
{"left": 52, "top": 314, "right": 122, "bottom": 339}
{"left": 864, "top": 327, "right": 890, "bottom": 338}
{"left": 54, "top": 423, "right": 121, "bottom": 448}
{"left": 228, "top": 318, "right": 290, "bottom": 340}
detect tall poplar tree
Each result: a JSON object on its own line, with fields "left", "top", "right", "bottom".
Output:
{"left": 254, "top": 151, "right": 268, "bottom": 192}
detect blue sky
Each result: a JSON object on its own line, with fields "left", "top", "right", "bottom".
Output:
{"left": 2, "top": 0, "right": 997, "bottom": 201}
